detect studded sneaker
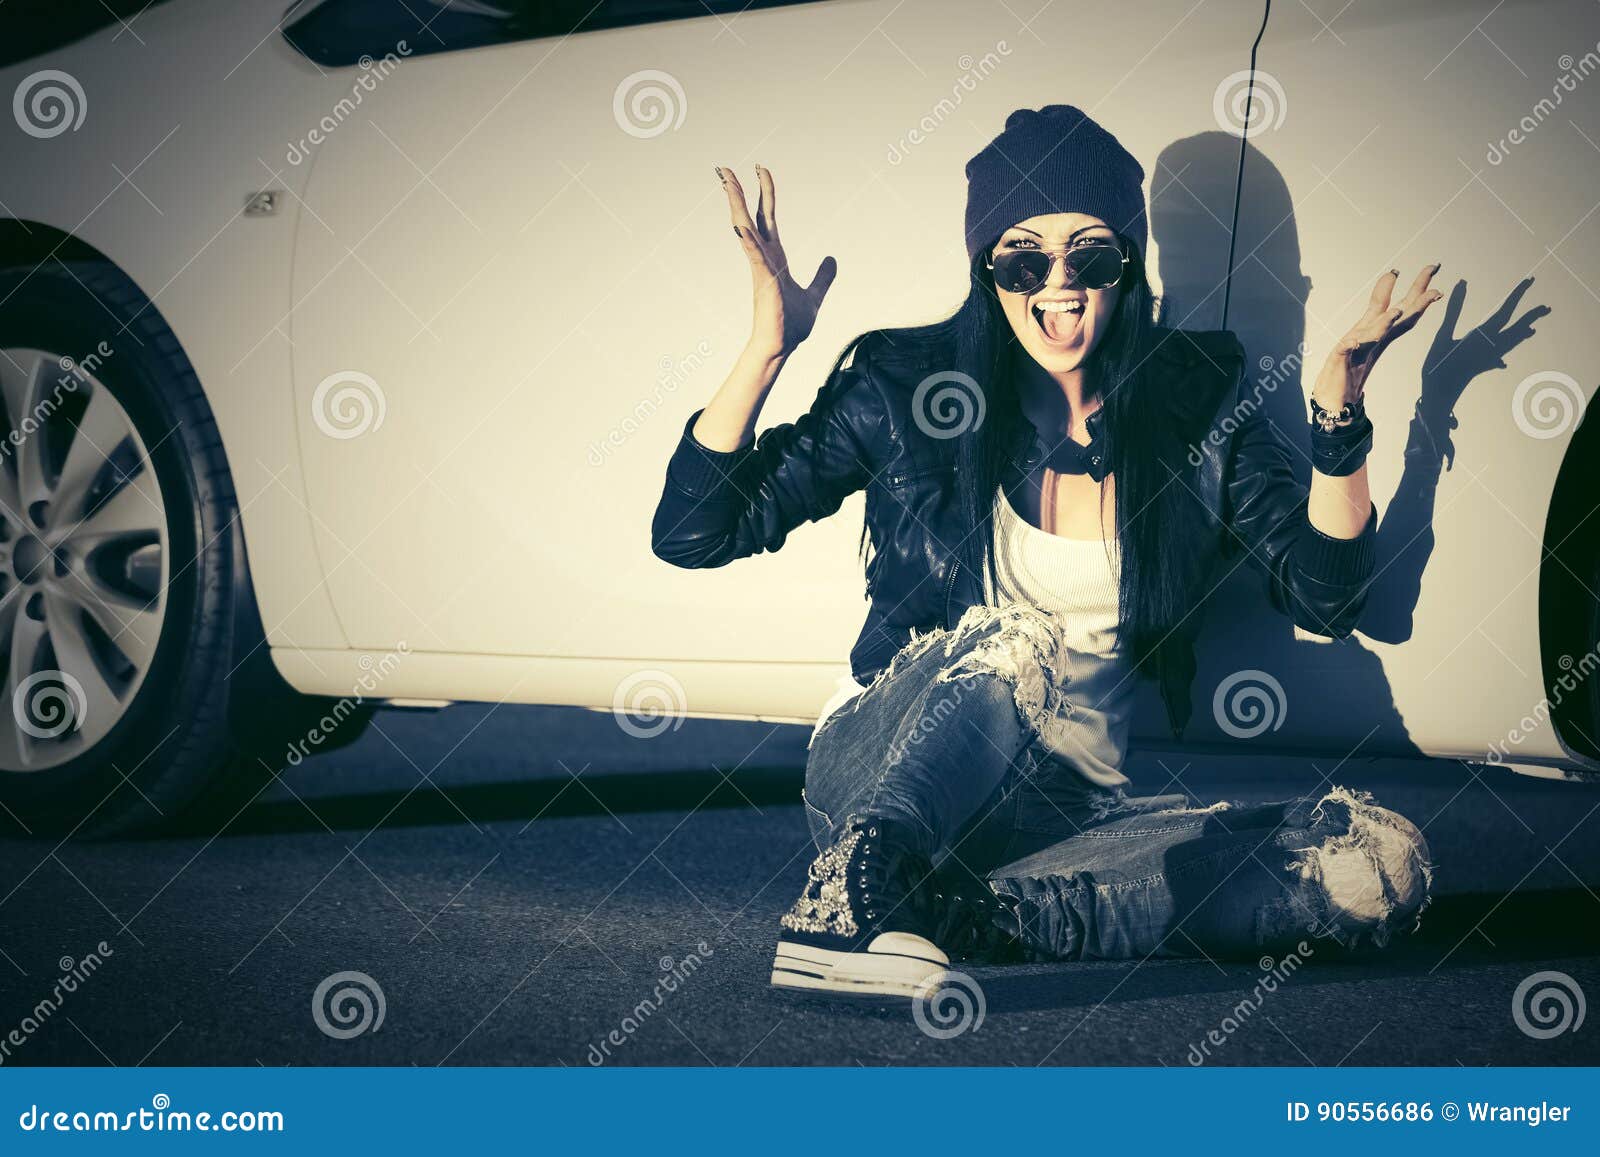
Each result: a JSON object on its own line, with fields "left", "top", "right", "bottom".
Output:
{"left": 771, "top": 816, "right": 1021, "bottom": 996}
{"left": 771, "top": 817, "right": 945, "bottom": 997}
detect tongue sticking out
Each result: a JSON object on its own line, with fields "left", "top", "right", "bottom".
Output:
{"left": 1038, "top": 305, "right": 1082, "bottom": 345}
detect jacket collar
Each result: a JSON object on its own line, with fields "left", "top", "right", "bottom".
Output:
{"left": 1005, "top": 407, "right": 1109, "bottom": 481}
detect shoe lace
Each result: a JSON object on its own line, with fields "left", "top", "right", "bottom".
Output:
{"left": 928, "top": 866, "right": 1023, "bottom": 964}
{"left": 853, "top": 822, "right": 935, "bottom": 930}
{"left": 851, "top": 823, "right": 1020, "bottom": 962}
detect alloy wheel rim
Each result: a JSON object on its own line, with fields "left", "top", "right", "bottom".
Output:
{"left": 0, "top": 348, "right": 169, "bottom": 772}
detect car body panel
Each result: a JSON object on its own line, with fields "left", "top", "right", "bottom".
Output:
{"left": 0, "top": 0, "right": 347, "bottom": 649}
{"left": 1, "top": 0, "right": 1594, "bottom": 769}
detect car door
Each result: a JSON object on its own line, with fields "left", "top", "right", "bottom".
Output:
{"left": 287, "top": 1, "right": 877, "bottom": 677}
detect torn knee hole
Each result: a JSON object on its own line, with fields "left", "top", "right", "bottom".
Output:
{"left": 931, "top": 603, "right": 1068, "bottom": 737}
{"left": 1259, "top": 786, "right": 1434, "bottom": 949}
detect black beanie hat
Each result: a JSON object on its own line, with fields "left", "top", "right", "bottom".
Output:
{"left": 964, "top": 105, "right": 1147, "bottom": 264}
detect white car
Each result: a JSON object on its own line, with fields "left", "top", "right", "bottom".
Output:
{"left": 0, "top": 0, "right": 1595, "bottom": 834}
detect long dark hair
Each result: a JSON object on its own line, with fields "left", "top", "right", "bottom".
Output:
{"left": 854, "top": 238, "right": 1210, "bottom": 676}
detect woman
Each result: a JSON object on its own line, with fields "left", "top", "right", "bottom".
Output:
{"left": 652, "top": 106, "right": 1442, "bottom": 998}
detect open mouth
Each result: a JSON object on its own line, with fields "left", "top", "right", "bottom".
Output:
{"left": 1031, "top": 298, "right": 1085, "bottom": 346}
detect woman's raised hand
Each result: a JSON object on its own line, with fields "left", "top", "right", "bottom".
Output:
{"left": 717, "top": 165, "right": 837, "bottom": 361}
{"left": 1313, "top": 264, "right": 1444, "bottom": 409}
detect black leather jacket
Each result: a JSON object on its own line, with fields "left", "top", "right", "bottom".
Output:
{"left": 651, "top": 326, "right": 1377, "bottom": 736}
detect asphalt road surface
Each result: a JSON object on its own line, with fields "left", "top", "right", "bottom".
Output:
{"left": 2, "top": 704, "right": 1598, "bottom": 1067}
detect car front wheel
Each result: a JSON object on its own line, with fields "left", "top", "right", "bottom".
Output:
{"left": 0, "top": 260, "right": 368, "bottom": 837}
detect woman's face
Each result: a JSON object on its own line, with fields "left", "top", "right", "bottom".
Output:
{"left": 991, "top": 212, "right": 1125, "bottom": 375}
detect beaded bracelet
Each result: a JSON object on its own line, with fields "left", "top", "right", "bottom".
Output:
{"left": 1310, "top": 395, "right": 1365, "bottom": 433}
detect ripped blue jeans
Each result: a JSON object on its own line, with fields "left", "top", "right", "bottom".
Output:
{"left": 804, "top": 604, "right": 1434, "bottom": 961}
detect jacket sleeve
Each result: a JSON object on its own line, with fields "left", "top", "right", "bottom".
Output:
{"left": 1218, "top": 369, "right": 1378, "bottom": 640}
{"left": 650, "top": 338, "right": 885, "bottom": 569}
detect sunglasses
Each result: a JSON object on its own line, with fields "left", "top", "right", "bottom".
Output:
{"left": 986, "top": 242, "right": 1129, "bottom": 294}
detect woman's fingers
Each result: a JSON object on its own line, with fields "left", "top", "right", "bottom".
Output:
{"left": 733, "top": 220, "right": 771, "bottom": 272}
{"left": 1361, "top": 267, "right": 1399, "bottom": 320}
{"left": 1337, "top": 269, "right": 1398, "bottom": 353}
{"left": 717, "top": 164, "right": 761, "bottom": 236}
{"left": 755, "top": 164, "right": 778, "bottom": 241}
{"left": 1382, "top": 263, "right": 1445, "bottom": 344}
{"left": 718, "top": 165, "right": 771, "bottom": 273}
{"left": 1403, "top": 262, "right": 1440, "bottom": 304}
{"left": 1323, "top": 264, "right": 1447, "bottom": 400}
{"left": 1346, "top": 265, "right": 1444, "bottom": 351}
{"left": 753, "top": 165, "right": 792, "bottom": 276}
{"left": 1390, "top": 263, "right": 1437, "bottom": 318}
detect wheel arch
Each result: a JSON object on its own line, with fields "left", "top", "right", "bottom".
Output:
{"left": 0, "top": 219, "right": 108, "bottom": 269}
{"left": 0, "top": 232, "right": 281, "bottom": 720}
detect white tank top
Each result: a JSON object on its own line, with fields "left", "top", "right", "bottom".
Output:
{"left": 986, "top": 485, "right": 1134, "bottom": 787}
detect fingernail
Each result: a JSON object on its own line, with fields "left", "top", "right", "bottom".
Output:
{"left": 714, "top": 166, "right": 724, "bottom": 182}
{"left": 1390, "top": 267, "right": 1399, "bottom": 276}
{"left": 733, "top": 226, "right": 741, "bottom": 238}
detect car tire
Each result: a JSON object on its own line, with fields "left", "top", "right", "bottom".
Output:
{"left": 0, "top": 260, "right": 370, "bottom": 837}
